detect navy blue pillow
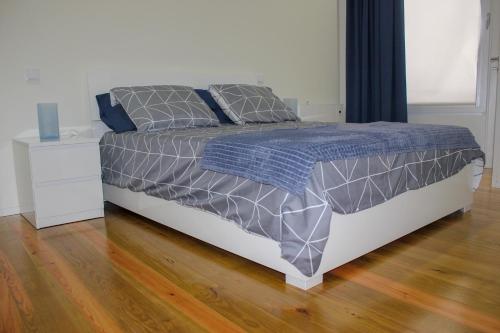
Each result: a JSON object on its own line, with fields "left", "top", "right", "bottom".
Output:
{"left": 195, "top": 89, "right": 234, "bottom": 124}
{"left": 96, "top": 93, "right": 137, "bottom": 133}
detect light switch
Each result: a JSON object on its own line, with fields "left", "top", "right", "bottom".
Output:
{"left": 25, "top": 68, "right": 40, "bottom": 82}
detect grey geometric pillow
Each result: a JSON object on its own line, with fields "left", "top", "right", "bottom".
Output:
{"left": 208, "top": 84, "right": 298, "bottom": 125}
{"left": 110, "top": 85, "right": 220, "bottom": 132}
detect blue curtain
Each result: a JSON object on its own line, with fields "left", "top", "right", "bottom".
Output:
{"left": 346, "top": 0, "right": 408, "bottom": 123}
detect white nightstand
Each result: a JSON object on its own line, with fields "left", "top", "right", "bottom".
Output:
{"left": 13, "top": 134, "right": 104, "bottom": 229}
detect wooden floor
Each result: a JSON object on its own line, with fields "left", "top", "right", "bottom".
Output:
{"left": 1, "top": 171, "right": 499, "bottom": 333}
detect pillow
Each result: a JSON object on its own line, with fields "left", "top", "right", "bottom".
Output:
{"left": 110, "top": 85, "right": 220, "bottom": 132}
{"left": 96, "top": 93, "right": 137, "bottom": 133}
{"left": 195, "top": 89, "right": 233, "bottom": 124}
{"left": 208, "top": 84, "right": 298, "bottom": 124}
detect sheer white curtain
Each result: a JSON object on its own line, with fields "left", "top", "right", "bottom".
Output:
{"left": 405, "top": 0, "right": 481, "bottom": 105}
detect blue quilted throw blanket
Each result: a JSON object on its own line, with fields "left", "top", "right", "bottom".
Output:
{"left": 201, "top": 122, "right": 481, "bottom": 195}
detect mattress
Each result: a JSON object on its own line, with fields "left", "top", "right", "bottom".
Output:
{"left": 100, "top": 122, "right": 483, "bottom": 276}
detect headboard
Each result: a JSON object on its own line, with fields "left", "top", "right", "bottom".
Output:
{"left": 87, "top": 69, "right": 260, "bottom": 138}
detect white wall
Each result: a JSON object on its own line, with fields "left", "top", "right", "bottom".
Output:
{"left": 408, "top": 112, "right": 486, "bottom": 147}
{"left": 490, "top": 0, "right": 500, "bottom": 187}
{"left": 0, "top": 0, "right": 340, "bottom": 216}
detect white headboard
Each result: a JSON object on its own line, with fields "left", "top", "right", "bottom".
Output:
{"left": 87, "top": 69, "right": 260, "bottom": 137}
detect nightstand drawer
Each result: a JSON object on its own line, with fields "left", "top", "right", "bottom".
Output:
{"left": 14, "top": 135, "right": 103, "bottom": 229}
{"left": 30, "top": 143, "right": 101, "bottom": 183}
{"left": 35, "top": 178, "right": 103, "bottom": 218}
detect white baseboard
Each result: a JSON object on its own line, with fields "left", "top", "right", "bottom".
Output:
{"left": 0, "top": 205, "right": 20, "bottom": 217}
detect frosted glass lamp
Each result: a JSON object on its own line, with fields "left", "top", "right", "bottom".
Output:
{"left": 37, "top": 103, "right": 60, "bottom": 141}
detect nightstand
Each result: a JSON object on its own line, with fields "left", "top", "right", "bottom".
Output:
{"left": 13, "top": 135, "right": 104, "bottom": 229}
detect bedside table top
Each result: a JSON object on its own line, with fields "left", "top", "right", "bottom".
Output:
{"left": 14, "top": 134, "right": 100, "bottom": 147}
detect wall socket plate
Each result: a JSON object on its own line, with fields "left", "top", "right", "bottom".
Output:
{"left": 256, "top": 73, "right": 264, "bottom": 86}
{"left": 25, "top": 68, "right": 41, "bottom": 82}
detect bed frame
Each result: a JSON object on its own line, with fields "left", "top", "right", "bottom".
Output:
{"left": 88, "top": 70, "right": 474, "bottom": 290}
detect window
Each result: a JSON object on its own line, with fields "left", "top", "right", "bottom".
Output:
{"left": 405, "top": 0, "right": 482, "bottom": 105}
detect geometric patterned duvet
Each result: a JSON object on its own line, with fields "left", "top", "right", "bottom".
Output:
{"left": 100, "top": 122, "right": 483, "bottom": 276}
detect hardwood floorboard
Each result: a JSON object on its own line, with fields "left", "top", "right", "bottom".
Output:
{"left": 43, "top": 224, "right": 204, "bottom": 332}
{"left": 319, "top": 275, "right": 466, "bottom": 333}
{"left": 332, "top": 263, "right": 500, "bottom": 333}
{"left": 1, "top": 169, "right": 499, "bottom": 332}
{"left": 0, "top": 221, "right": 94, "bottom": 333}
{"left": 86, "top": 215, "right": 304, "bottom": 332}
{"left": 9, "top": 221, "right": 124, "bottom": 333}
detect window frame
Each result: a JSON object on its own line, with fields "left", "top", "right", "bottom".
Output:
{"left": 407, "top": 0, "right": 491, "bottom": 114}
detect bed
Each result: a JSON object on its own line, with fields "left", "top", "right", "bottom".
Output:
{"left": 89, "top": 70, "right": 483, "bottom": 290}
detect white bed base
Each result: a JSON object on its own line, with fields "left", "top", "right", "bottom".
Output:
{"left": 103, "top": 165, "right": 473, "bottom": 290}
{"left": 88, "top": 69, "right": 473, "bottom": 290}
